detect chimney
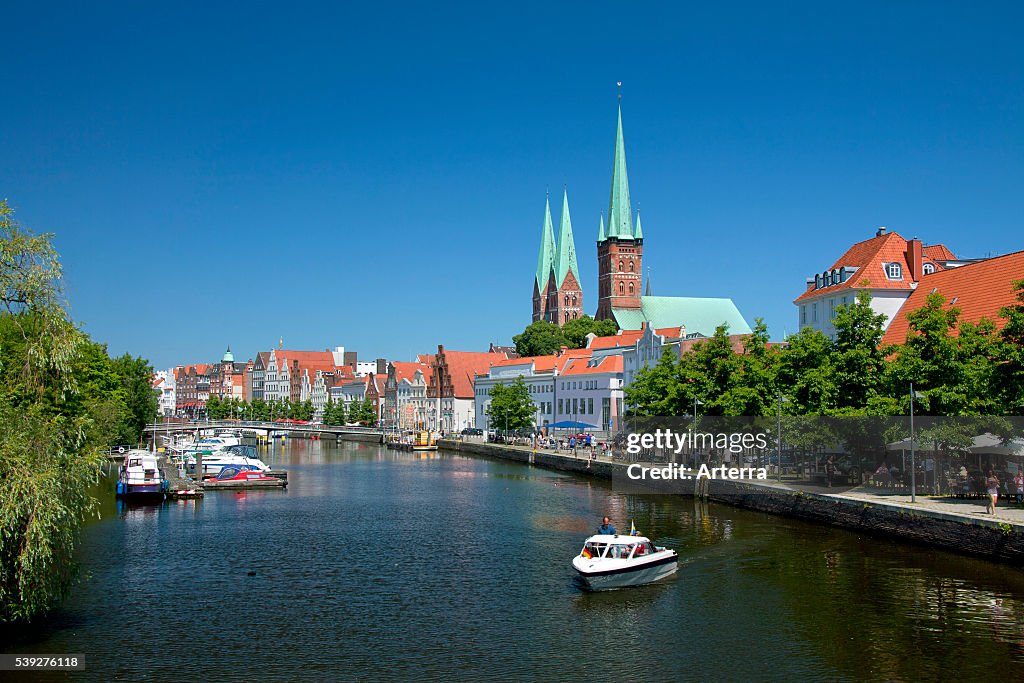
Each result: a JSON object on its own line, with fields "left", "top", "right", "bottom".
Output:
{"left": 376, "top": 358, "right": 387, "bottom": 375}
{"left": 558, "top": 345, "right": 569, "bottom": 357}
{"left": 907, "top": 238, "right": 922, "bottom": 281}
{"left": 876, "top": 226, "right": 888, "bottom": 237}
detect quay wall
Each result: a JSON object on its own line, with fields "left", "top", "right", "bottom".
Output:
{"left": 439, "top": 439, "right": 1024, "bottom": 565}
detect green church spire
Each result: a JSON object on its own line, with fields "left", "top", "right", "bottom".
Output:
{"left": 634, "top": 209, "right": 643, "bottom": 239}
{"left": 535, "top": 195, "right": 556, "bottom": 292}
{"left": 597, "top": 214, "right": 606, "bottom": 242}
{"left": 607, "top": 104, "right": 634, "bottom": 239}
{"left": 554, "top": 189, "right": 580, "bottom": 287}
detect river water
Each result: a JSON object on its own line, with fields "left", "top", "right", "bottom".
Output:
{"left": 6, "top": 440, "right": 1024, "bottom": 681}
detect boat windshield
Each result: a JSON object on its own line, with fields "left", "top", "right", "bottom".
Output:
{"left": 217, "top": 467, "right": 241, "bottom": 479}
{"left": 583, "top": 542, "right": 608, "bottom": 558}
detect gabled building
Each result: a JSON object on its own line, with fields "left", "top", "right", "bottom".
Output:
{"left": 383, "top": 361, "right": 433, "bottom": 430}
{"left": 794, "top": 227, "right": 979, "bottom": 338}
{"left": 427, "top": 346, "right": 510, "bottom": 432}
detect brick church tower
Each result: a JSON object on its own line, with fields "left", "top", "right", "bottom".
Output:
{"left": 533, "top": 190, "right": 583, "bottom": 324}
{"left": 596, "top": 104, "right": 643, "bottom": 322}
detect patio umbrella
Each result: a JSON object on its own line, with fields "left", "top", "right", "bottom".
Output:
{"left": 548, "top": 420, "right": 597, "bottom": 430}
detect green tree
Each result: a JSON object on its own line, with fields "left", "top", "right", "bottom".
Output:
{"left": 512, "top": 320, "right": 568, "bottom": 357}
{"left": 0, "top": 200, "right": 104, "bottom": 622}
{"left": 110, "top": 354, "right": 158, "bottom": 442}
{"left": 996, "top": 280, "right": 1024, "bottom": 414}
{"left": 561, "top": 315, "right": 618, "bottom": 349}
{"left": 206, "top": 394, "right": 223, "bottom": 420}
{"left": 831, "top": 291, "right": 889, "bottom": 413}
{"left": 485, "top": 377, "right": 535, "bottom": 431}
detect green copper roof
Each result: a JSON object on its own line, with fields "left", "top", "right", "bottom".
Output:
{"left": 597, "top": 214, "right": 606, "bottom": 242}
{"left": 634, "top": 210, "right": 643, "bottom": 239}
{"left": 222, "top": 346, "right": 234, "bottom": 363}
{"left": 535, "top": 196, "right": 556, "bottom": 291}
{"left": 554, "top": 189, "right": 580, "bottom": 288}
{"left": 605, "top": 104, "right": 634, "bottom": 241}
{"left": 611, "top": 296, "right": 753, "bottom": 336}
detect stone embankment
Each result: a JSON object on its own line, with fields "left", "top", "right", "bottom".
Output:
{"left": 439, "top": 439, "right": 1024, "bottom": 565}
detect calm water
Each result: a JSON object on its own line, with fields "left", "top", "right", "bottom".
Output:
{"left": 6, "top": 440, "right": 1024, "bottom": 681}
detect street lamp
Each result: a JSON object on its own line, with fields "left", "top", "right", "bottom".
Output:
{"left": 909, "top": 383, "right": 925, "bottom": 503}
{"left": 777, "top": 390, "right": 789, "bottom": 482}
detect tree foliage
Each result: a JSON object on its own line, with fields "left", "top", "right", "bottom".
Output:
{"left": 485, "top": 377, "right": 535, "bottom": 431}
{"left": 626, "top": 288, "right": 1024, "bottom": 420}
{"left": 0, "top": 200, "right": 134, "bottom": 622}
{"left": 512, "top": 315, "right": 617, "bottom": 357}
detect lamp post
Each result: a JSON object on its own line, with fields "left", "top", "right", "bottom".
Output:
{"left": 909, "top": 383, "right": 925, "bottom": 503}
{"left": 776, "top": 390, "right": 789, "bottom": 482}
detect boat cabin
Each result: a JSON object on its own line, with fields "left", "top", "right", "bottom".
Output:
{"left": 581, "top": 535, "right": 659, "bottom": 560}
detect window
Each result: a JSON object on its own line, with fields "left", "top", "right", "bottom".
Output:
{"left": 812, "top": 302, "right": 817, "bottom": 322}
{"left": 558, "top": 399, "right": 563, "bottom": 414}
{"left": 629, "top": 261, "right": 634, "bottom": 272}
{"left": 923, "top": 262, "right": 935, "bottom": 275}
{"left": 619, "top": 281, "right": 624, "bottom": 294}
{"left": 619, "top": 259, "right": 624, "bottom": 271}
{"left": 629, "top": 282, "right": 635, "bottom": 294}
{"left": 885, "top": 263, "right": 903, "bottom": 280}
{"left": 588, "top": 398, "right": 594, "bottom": 415}
{"left": 801, "top": 306, "right": 806, "bottom": 324}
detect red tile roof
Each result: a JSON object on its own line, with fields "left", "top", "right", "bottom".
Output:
{"left": 435, "top": 350, "right": 509, "bottom": 397}
{"left": 391, "top": 361, "right": 430, "bottom": 383}
{"left": 794, "top": 231, "right": 955, "bottom": 303}
{"left": 490, "top": 355, "right": 559, "bottom": 372}
{"left": 881, "top": 250, "right": 1024, "bottom": 345}
{"left": 561, "top": 354, "right": 624, "bottom": 375}
{"left": 587, "top": 330, "right": 644, "bottom": 349}
{"left": 923, "top": 244, "right": 956, "bottom": 261}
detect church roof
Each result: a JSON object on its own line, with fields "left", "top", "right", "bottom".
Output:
{"left": 554, "top": 189, "right": 580, "bottom": 288}
{"left": 612, "top": 296, "right": 752, "bottom": 336}
{"left": 535, "top": 196, "right": 556, "bottom": 291}
{"left": 604, "top": 104, "right": 634, "bottom": 241}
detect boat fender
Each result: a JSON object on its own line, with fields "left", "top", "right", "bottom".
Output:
{"left": 118, "top": 446, "right": 125, "bottom": 454}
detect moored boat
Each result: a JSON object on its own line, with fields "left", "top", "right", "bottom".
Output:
{"left": 571, "top": 534, "right": 678, "bottom": 590}
{"left": 116, "top": 450, "right": 168, "bottom": 500}
{"left": 411, "top": 430, "right": 438, "bottom": 452}
{"left": 203, "top": 466, "right": 288, "bottom": 490}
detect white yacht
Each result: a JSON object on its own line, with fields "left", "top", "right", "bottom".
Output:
{"left": 184, "top": 444, "right": 270, "bottom": 477}
{"left": 116, "top": 449, "right": 168, "bottom": 499}
{"left": 572, "top": 534, "right": 678, "bottom": 590}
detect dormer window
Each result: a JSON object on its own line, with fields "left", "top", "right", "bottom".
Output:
{"left": 884, "top": 263, "right": 903, "bottom": 280}
{"left": 923, "top": 262, "right": 935, "bottom": 275}
{"left": 815, "top": 274, "right": 821, "bottom": 289}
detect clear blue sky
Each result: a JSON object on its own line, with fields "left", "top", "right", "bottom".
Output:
{"left": 3, "top": 2, "right": 1021, "bottom": 370}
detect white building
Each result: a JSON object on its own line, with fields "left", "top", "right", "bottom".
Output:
{"left": 473, "top": 355, "right": 562, "bottom": 432}
{"left": 794, "top": 227, "right": 978, "bottom": 339}
{"left": 154, "top": 370, "right": 176, "bottom": 417}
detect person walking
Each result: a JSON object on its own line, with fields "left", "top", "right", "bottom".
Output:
{"left": 986, "top": 470, "right": 1000, "bottom": 515}
{"left": 1015, "top": 471, "right": 1024, "bottom": 505}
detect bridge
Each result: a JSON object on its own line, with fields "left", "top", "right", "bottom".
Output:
{"left": 143, "top": 420, "right": 384, "bottom": 440}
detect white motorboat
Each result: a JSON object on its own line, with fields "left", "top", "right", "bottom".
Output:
{"left": 184, "top": 444, "right": 270, "bottom": 477}
{"left": 116, "top": 450, "right": 168, "bottom": 499}
{"left": 572, "top": 534, "right": 678, "bottom": 590}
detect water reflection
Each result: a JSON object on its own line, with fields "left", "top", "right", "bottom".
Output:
{"left": 5, "top": 440, "right": 1023, "bottom": 681}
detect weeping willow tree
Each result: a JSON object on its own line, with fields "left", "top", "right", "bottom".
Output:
{"left": 0, "top": 199, "right": 104, "bottom": 622}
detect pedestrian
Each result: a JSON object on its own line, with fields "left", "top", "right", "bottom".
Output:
{"left": 986, "top": 470, "right": 1000, "bottom": 515}
{"left": 825, "top": 456, "right": 836, "bottom": 488}
{"left": 1015, "top": 471, "right": 1024, "bottom": 505}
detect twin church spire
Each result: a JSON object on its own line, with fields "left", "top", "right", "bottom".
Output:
{"left": 532, "top": 189, "right": 582, "bottom": 325}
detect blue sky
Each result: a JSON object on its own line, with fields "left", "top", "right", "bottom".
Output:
{"left": 2, "top": 2, "right": 1021, "bottom": 370}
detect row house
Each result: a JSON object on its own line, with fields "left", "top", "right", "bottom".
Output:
{"left": 427, "top": 346, "right": 510, "bottom": 433}
{"left": 246, "top": 351, "right": 271, "bottom": 402}
{"left": 473, "top": 345, "right": 625, "bottom": 435}
{"left": 383, "top": 361, "right": 434, "bottom": 430}
{"left": 174, "top": 363, "right": 211, "bottom": 416}
{"left": 307, "top": 367, "right": 355, "bottom": 420}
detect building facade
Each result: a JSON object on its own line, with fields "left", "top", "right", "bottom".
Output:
{"left": 793, "top": 227, "right": 978, "bottom": 338}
